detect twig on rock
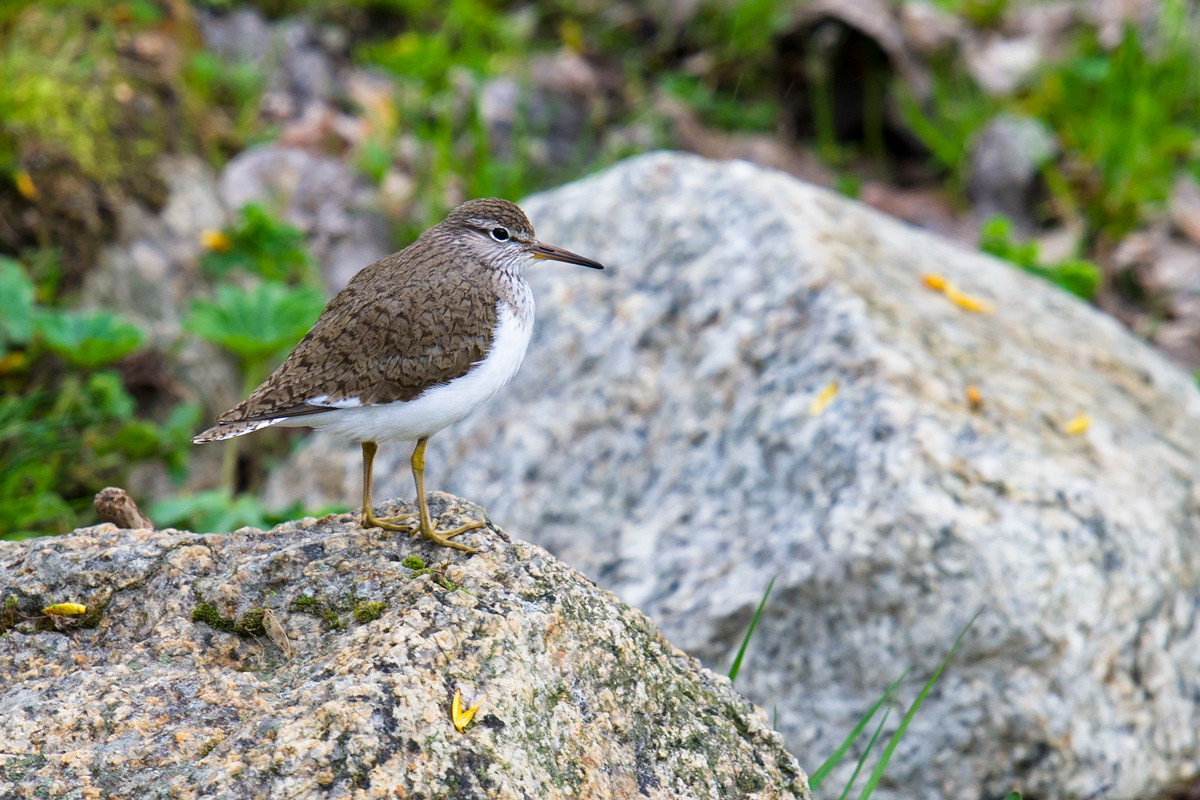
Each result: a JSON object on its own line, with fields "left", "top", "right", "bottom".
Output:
{"left": 94, "top": 487, "right": 154, "bottom": 530}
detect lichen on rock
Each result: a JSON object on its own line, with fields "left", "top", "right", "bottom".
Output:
{"left": 0, "top": 493, "right": 809, "bottom": 799}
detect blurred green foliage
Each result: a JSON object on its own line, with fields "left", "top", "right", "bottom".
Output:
{"left": 902, "top": 0, "right": 1200, "bottom": 245}
{"left": 186, "top": 282, "right": 325, "bottom": 369}
{"left": 1023, "top": 23, "right": 1200, "bottom": 239}
{"left": 0, "top": 256, "right": 199, "bottom": 538}
{"left": 979, "top": 215, "right": 1101, "bottom": 301}
{"left": 149, "top": 489, "right": 339, "bottom": 534}
{"left": 200, "top": 204, "right": 314, "bottom": 285}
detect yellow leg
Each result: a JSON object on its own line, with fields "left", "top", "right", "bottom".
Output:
{"left": 360, "top": 441, "right": 416, "bottom": 531}
{"left": 410, "top": 437, "right": 483, "bottom": 552}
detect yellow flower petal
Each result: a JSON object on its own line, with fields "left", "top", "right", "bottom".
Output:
{"left": 15, "top": 171, "right": 37, "bottom": 201}
{"left": 43, "top": 603, "right": 87, "bottom": 616}
{"left": 809, "top": 381, "right": 838, "bottom": 417}
{"left": 1063, "top": 413, "right": 1090, "bottom": 435}
{"left": 943, "top": 284, "right": 994, "bottom": 314}
{"left": 921, "top": 273, "right": 947, "bottom": 291}
{"left": 451, "top": 689, "right": 481, "bottom": 733}
{"left": 200, "top": 229, "right": 232, "bottom": 253}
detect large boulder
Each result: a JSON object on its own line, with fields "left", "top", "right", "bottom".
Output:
{"left": 267, "top": 153, "right": 1200, "bottom": 799}
{"left": 0, "top": 496, "right": 808, "bottom": 799}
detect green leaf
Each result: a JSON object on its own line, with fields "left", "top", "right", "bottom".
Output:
{"left": 809, "top": 668, "right": 910, "bottom": 790}
{"left": 35, "top": 309, "right": 144, "bottom": 368}
{"left": 728, "top": 575, "right": 775, "bottom": 683}
{"left": 0, "top": 257, "right": 36, "bottom": 347}
{"left": 109, "top": 419, "right": 162, "bottom": 460}
{"left": 185, "top": 281, "right": 325, "bottom": 363}
{"left": 149, "top": 489, "right": 269, "bottom": 534}
{"left": 200, "top": 203, "right": 314, "bottom": 284}
{"left": 856, "top": 609, "right": 984, "bottom": 800}
{"left": 82, "top": 371, "right": 135, "bottom": 421}
{"left": 1027, "top": 259, "right": 1100, "bottom": 301}
{"left": 1003, "top": 793, "right": 1023, "bottom": 800}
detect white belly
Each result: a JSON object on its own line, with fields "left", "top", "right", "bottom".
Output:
{"left": 280, "top": 300, "right": 533, "bottom": 443}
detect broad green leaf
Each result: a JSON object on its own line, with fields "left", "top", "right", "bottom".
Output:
{"left": 200, "top": 204, "right": 313, "bottom": 285}
{"left": 35, "top": 309, "right": 144, "bottom": 368}
{"left": 186, "top": 281, "right": 325, "bottom": 363}
{"left": 0, "top": 257, "right": 36, "bottom": 347}
{"left": 82, "top": 371, "right": 136, "bottom": 421}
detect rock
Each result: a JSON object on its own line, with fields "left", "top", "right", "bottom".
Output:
{"left": 0, "top": 496, "right": 810, "bottom": 799}
{"left": 898, "top": 1, "right": 964, "bottom": 56}
{"left": 83, "top": 155, "right": 242, "bottom": 417}
{"left": 268, "top": 152, "right": 1200, "bottom": 799}
{"left": 964, "top": 35, "right": 1042, "bottom": 96}
{"left": 1170, "top": 175, "right": 1200, "bottom": 248}
{"left": 218, "top": 145, "right": 391, "bottom": 292}
{"left": 659, "top": 94, "right": 835, "bottom": 189}
{"left": 1112, "top": 224, "right": 1200, "bottom": 371}
{"left": 195, "top": 8, "right": 272, "bottom": 70}
{"left": 967, "top": 114, "right": 1057, "bottom": 233}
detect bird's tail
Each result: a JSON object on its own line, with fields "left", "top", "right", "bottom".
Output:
{"left": 193, "top": 418, "right": 281, "bottom": 443}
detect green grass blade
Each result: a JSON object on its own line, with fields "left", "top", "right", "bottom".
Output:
{"left": 837, "top": 704, "right": 893, "bottom": 800}
{"left": 728, "top": 575, "right": 775, "bottom": 684}
{"left": 855, "top": 608, "right": 984, "bottom": 800}
{"left": 808, "top": 668, "right": 910, "bottom": 790}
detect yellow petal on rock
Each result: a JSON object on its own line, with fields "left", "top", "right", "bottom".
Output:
{"left": 451, "top": 689, "right": 481, "bottom": 733}
{"left": 965, "top": 385, "right": 983, "bottom": 412}
{"left": 15, "top": 171, "right": 37, "bottom": 201}
{"left": 943, "top": 284, "right": 994, "bottom": 314}
{"left": 43, "top": 603, "right": 87, "bottom": 616}
{"left": 921, "top": 272, "right": 947, "bottom": 291}
{"left": 809, "top": 382, "right": 838, "bottom": 416}
{"left": 200, "top": 229, "right": 232, "bottom": 253}
{"left": 1063, "top": 413, "right": 1090, "bottom": 435}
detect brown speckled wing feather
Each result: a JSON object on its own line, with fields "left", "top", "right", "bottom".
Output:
{"left": 215, "top": 236, "right": 499, "bottom": 426}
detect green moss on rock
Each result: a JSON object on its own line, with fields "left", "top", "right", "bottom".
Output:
{"left": 191, "top": 603, "right": 267, "bottom": 637}
{"left": 353, "top": 601, "right": 386, "bottom": 624}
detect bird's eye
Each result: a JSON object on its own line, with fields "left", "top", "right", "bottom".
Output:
{"left": 490, "top": 227, "right": 510, "bottom": 242}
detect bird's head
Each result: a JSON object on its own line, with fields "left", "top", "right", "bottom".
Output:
{"left": 441, "top": 198, "right": 605, "bottom": 274}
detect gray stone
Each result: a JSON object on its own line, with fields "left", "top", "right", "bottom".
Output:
{"left": 84, "top": 156, "right": 241, "bottom": 416}
{"left": 267, "top": 152, "right": 1200, "bottom": 799}
{"left": 195, "top": 7, "right": 272, "bottom": 69}
{"left": 0, "top": 496, "right": 809, "bottom": 799}
{"left": 968, "top": 113, "right": 1057, "bottom": 232}
{"left": 218, "top": 144, "right": 391, "bottom": 292}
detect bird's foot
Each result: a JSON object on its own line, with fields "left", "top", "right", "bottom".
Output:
{"left": 361, "top": 509, "right": 417, "bottom": 532}
{"left": 416, "top": 518, "right": 484, "bottom": 553}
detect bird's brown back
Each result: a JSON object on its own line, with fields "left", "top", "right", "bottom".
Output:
{"left": 216, "top": 227, "right": 501, "bottom": 424}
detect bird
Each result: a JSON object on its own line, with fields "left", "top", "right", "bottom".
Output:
{"left": 193, "top": 198, "right": 604, "bottom": 552}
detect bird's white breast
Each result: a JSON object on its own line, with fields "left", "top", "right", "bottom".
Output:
{"left": 286, "top": 298, "right": 534, "bottom": 443}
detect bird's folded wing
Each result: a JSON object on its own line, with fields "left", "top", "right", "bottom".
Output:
{"left": 214, "top": 265, "right": 499, "bottom": 425}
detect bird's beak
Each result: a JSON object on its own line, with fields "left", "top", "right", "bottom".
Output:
{"left": 531, "top": 241, "right": 604, "bottom": 270}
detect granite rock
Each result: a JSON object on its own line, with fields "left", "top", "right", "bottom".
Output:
{"left": 268, "top": 152, "right": 1200, "bottom": 799}
{"left": 218, "top": 145, "right": 391, "bottom": 293}
{"left": 83, "top": 155, "right": 242, "bottom": 418}
{"left": 0, "top": 495, "right": 808, "bottom": 799}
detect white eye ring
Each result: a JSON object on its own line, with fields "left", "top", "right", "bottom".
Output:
{"left": 490, "top": 227, "right": 510, "bottom": 242}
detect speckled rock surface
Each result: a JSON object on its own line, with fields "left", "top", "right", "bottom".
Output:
{"left": 0, "top": 495, "right": 809, "bottom": 799}
{"left": 266, "top": 152, "right": 1200, "bottom": 799}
